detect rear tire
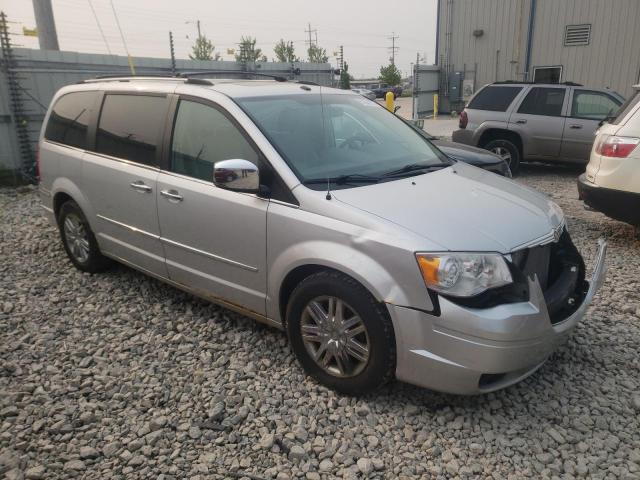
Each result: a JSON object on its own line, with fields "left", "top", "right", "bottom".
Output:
{"left": 286, "top": 271, "right": 396, "bottom": 395}
{"left": 58, "top": 200, "right": 112, "bottom": 273}
{"left": 484, "top": 138, "right": 521, "bottom": 175}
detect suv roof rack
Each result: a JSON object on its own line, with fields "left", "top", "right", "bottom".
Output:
{"left": 79, "top": 70, "right": 290, "bottom": 85}
{"left": 78, "top": 74, "right": 214, "bottom": 85}
{"left": 177, "top": 70, "right": 288, "bottom": 82}
{"left": 492, "top": 80, "right": 583, "bottom": 86}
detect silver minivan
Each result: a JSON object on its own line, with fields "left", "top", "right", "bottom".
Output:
{"left": 38, "top": 76, "right": 607, "bottom": 395}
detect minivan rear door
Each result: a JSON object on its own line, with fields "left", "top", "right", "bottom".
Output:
{"left": 83, "top": 92, "right": 170, "bottom": 276}
{"left": 509, "top": 86, "right": 568, "bottom": 159}
{"left": 560, "top": 88, "right": 623, "bottom": 162}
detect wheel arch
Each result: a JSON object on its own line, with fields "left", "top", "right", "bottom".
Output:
{"left": 270, "top": 242, "right": 415, "bottom": 325}
{"left": 50, "top": 178, "right": 95, "bottom": 227}
{"left": 478, "top": 129, "right": 523, "bottom": 156}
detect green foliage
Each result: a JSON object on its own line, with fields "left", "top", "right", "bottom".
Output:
{"left": 189, "top": 34, "right": 218, "bottom": 61}
{"left": 307, "top": 44, "right": 329, "bottom": 63}
{"left": 274, "top": 39, "right": 298, "bottom": 63}
{"left": 379, "top": 63, "right": 401, "bottom": 86}
{"left": 235, "top": 36, "right": 263, "bottom": 62}
{"left": 339, "top": 62, "right": 351, "bottom": 89}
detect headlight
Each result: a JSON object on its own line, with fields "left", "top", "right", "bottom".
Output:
{"left": 416, "top": 253, "right": 513, "bottom": 297}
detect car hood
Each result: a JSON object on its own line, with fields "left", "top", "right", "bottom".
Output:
{"left": 331, "top": 162, "right": 564, "bottom": 253}
{"left": 432, "top": 139, "right": 502, "bottom": 165}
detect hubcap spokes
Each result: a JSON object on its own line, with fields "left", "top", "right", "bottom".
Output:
{"left": 64, "top": 214, "right": 90, "bottom": 263}
{"left": 491, "top": 146, "right": 512, "bottom": 164}
{"left": 301, "top": 296, "right": 370, "bottom": 378}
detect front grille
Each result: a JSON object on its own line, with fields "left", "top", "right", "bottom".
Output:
{"left": 512, "top": 230, "right": 587, "bottom": 324}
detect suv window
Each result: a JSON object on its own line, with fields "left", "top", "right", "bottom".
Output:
{"left": 171, "top": 99, "right": 259, "bottom": 182}
{"left": 44, "top": 91, "right": 95, "bottom": 149}
{"left": 517, "top": 87, "right": 565, "bottom": 116}
{"left": 467, "top": 86, "right": 522, "bottom": 111}
{"left": 571, "top": 90, "right": 620, "bottom": 120}
{"left": 612, "top": 91, "right": 639, "bottom": 125}
{"left": 95, "top": 94, "right": 166, "bottom": 166}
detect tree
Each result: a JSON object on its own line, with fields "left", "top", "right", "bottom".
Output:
{"left": 307, "top": 44, "right": 329, "bottom": 63}
{"left": 274, "top": 39, "right": 298, "bottom": 63}
{"left": 189, "top": 34, "right": 219, "bottom": 61}
{"left": 339, "top": 62, "right": 351, "bottom": 89}
{"left": 235, "top": 36, "right": 263, "bottom": 62}
{"left": 379, "top": 63, "right": 401, "bottom": 85}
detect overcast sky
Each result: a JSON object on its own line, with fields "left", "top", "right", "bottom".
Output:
{"left": 1, "top": 0, "right": 437, "bottom": 78}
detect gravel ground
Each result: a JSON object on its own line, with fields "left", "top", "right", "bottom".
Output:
{"left": 1, "top": 166, "right": 639, "bottom": 480}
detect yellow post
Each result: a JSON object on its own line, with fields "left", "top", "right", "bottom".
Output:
{"left": 385, "top": 91, "right": 394, "bottom": 112}
{"left": 433, "top": 94, "right": 439, "bottom": 119}
{"left": 127, "top": 55, "right": 136, "bottom": 75}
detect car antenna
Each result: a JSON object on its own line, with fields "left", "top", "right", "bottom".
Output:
{"left": 318, "top": 86, "right": 332, "bottom": 200}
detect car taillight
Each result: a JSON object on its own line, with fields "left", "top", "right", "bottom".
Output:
{"left": 459, "top": 110, "right": 468, "bottom": 129}
{"left": 595, "top": 135, "right": 640, "bottom": 158}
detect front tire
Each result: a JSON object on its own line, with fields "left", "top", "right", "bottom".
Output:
{"left": 58, "top": 200, "right": 112, "bottom": 273}
{"left": 286, "top": 271, "right": 396, "bottom": 395}
{"left": 484, "top": 138, "right": 521, "bottom": 175}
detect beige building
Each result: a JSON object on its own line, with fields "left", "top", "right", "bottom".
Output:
{"left": 436, "top": 0, "right": 640, "bottom": 111}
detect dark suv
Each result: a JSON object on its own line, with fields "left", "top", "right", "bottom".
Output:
{"left": 452, "top": 82, "right": 624, "bottom": 173}
{"left": 369, "top": 83, "right": 402, "bottom": 99}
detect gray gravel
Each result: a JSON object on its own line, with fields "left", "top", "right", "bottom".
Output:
{"left": 1, "top": 166, "right": 639, "bottom": 479}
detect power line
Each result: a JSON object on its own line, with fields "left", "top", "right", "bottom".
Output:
{"left": 109, "top": 0, "right": 134, "bottom": 73}
{"left": 387, "top": 31, "right": 399, "bottom": 65}
{"left": 87, "top": 0, "right": 111, "bottom": 54}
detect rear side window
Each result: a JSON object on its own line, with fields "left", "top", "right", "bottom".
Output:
{"left": 571, "top": 90, "right": 620, "bottom": 120}
{"left": 95, "top": 94, "right": 167, "bottom": 166}
{"left": 44, "top": 91, "right": 95, "bottom": 149}
{"left": 517, "top": 87, "right": 565, "bottom": 116}
{"left": 612, "top": 91, "right": 640, "bottom": 125}
{"left": 467, "top": 86, "right": 522, "bottom": 111}
{"left": 170, "top": 99, "right": 259, "bottom": 181}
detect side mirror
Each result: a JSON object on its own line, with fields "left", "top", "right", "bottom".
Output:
{"left": 394, "top": 105, "right": 402, "bottom": 114}
{"left": 213, "top": 159, "right": 259, "bottom": 193}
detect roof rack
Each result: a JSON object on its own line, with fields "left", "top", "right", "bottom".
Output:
{"left": 177, "top": 70, "right": 288, "bottom": 82}
{"left": 492, "top": 80, "right": 583, "bottom": 86}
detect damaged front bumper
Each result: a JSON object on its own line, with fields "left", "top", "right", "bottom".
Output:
{"left": 388, "top": 238, "right": 607, "bottom": 395}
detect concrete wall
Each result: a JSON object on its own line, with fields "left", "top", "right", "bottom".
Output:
{"left": 436, "top": 0, "right": 640, "bottom": 111}
{"left": 0, "top": 48, "right": 334, "bottom": 178}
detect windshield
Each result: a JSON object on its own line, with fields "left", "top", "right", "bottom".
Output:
{"left": 236, "top": 91, "right": 449, "bottom": 189}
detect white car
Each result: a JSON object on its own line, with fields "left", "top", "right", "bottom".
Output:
{"left": 578, "top": 84, "right": 640, "bottom": 226}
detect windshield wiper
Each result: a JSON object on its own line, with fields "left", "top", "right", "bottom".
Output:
{"left": 379, "top": 163, "right": 448, "bottom": 178}
{"left": 303, "top": 174, "right": 380, "bottom": 185}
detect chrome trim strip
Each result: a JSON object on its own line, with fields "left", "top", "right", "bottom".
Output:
{"left": 269, "top": 198, "right": 300, "bottom": 209}
{"left": 96, "top": 214, "right": 258, "bottom": 272}
{"left": 84, "top": 151, "right": 161, "bottom": 173}
{"left": 96, "top": 214, "right": 160, "bottom": 240}
{"left": 160, "top": 237, "right": 258, "bottom": 272}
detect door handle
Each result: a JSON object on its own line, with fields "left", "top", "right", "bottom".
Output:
{"left": 160, "top": 189, "right": 183, "bottom": 202}
{"left": 515, "top": 119, "right": 527, "bottom": 124}
{"left": 130, "top": 181, "right": 152, "bottom": 193}
{"left": 569, "top": 124, "right": 583, "bottom": 129}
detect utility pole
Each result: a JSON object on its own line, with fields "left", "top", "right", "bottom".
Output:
{"left": 197, "top": 20, "right": 201, "bottom": 39}
{"left": 339, "top": 45, "right": 344, "bottom": 71}
{"left": 387, "top": 32, "right": 399, "bottom": 65}
{"left": 32, "top": 0, "right": 59, "bottom": 50}
{"left": 169, "top": 31, "right": 176, "bottom": 75}
{"left": 305, "top": 22, "right": 317, "bottom": 48}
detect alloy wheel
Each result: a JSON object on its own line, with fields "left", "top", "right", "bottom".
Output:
{"left": 490, "top": 146, "right": 512, "bottom": 165}
{"left": 63, "top": 214, "right": 90, "bottom": 263}
{"left": 300, "top": 296, "right": 370, "bottom": 378}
